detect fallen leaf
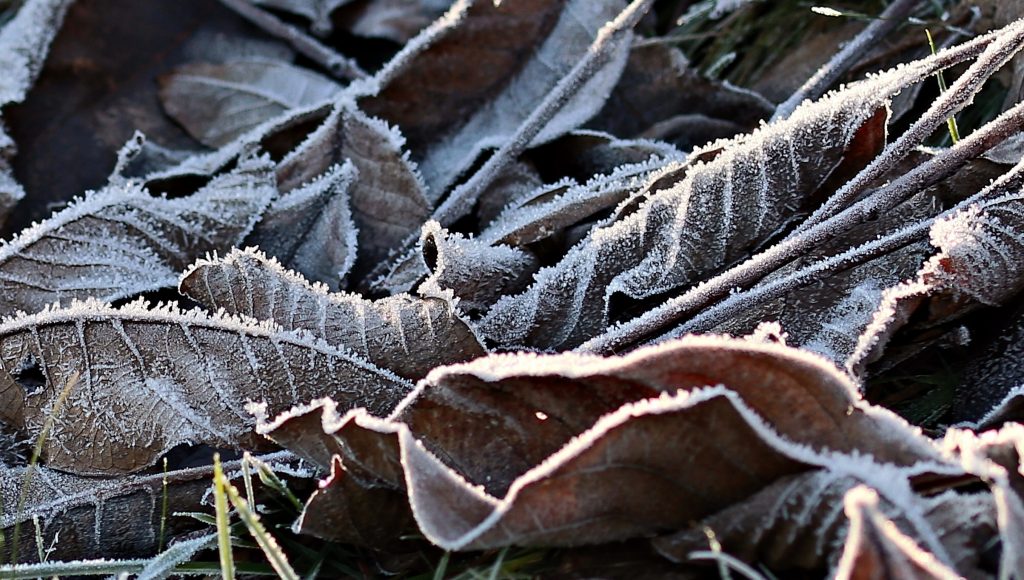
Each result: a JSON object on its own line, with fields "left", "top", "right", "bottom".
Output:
{"left": 179, "top": 246, "right": 485, "bottom": 381}
{"left": 159, "top": 59, "right": 342, "bottom": 148}
{"left": 358, "top": 0, "right": 632, "bottom": 199}
{"left": 0, "top": 298, "right": 411, "bottom": 474}
{"left": 0, "top": 157, "right": 277, "bottom": 318}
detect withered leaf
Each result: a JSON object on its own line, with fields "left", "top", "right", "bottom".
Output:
{"left": 248, "top": 161, "right": 359, "bottom": 287}
{"left": 0, "top": 157, "right": 277, "bottom": 318}
{"left": 0, "top": 452, "right": 300, "bottom": 564}
{"left": 586, "top": 43, "right": 773, "bottom": 150}
{"left": 262, "top": 336, "right": 951, "bottom": 551}
{"left": 654, "top": 469, "right": 996, "bottom": 577}
{"left": 417, "top": 221, "right": 539, "bottom": 315}
{"left": 358, "top": 0, "right": 632, "bottom": 199}
{"left": 0, "top": 298, "right": 411, "bottom": 474}
{"left": 701, "top": 152, "right": 1004, "bottom": 370}
{"left": 273, "top": 102, "right": 431, "bottom": 278}
{"left": 478, "top": 53, "right": 952, "bottom": 351}
{"left": 179, "top": 247, "right": 485, "bottom": 381}
{"left": 834, "top": 486, "right": 962, "bottom": 580}
{"left": 2, "top": 0, "right": 274, "bottom": 234}
{"left": 159, "top": 59, "right": 342, "bottom": 148}
{"left": 851, "top": 190, "right": 1024, "bottom": 388}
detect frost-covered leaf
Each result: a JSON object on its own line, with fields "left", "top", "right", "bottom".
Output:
{"left": 262, "top": 336, "right": 954, "bottom": 551}
{"left": 834, "top": 487, "right": 962, "bottom": 580}
{"left": 357, "top": 0, "right": 631, "bottom": 200}
{"left": 159, "top": 59, "right": 342, "bottom": 148}
{"left": 478, "top": 56, "right": 949, "bottom": 350}
{"left": 0, "top": 0, "right": 72, "bottom": 226}
{"left": 851, "top": 191, "right": 1024, "bottom": 393}
{"left": 248, "top": 161, "right": 359, "bottom": 287}
{"left": 179, "top": 247, "right": 485, "bottom": 381}
{"left": 0, "top": 157, "right": 277, "bottom": 318}
{"left": 654, "top": 470, "right": 996, "bottom": 577}
{"left": 417, "top": 222, "right": 538, "bottom": 315}
{"left": 702, "top": 152, "right": 1004, "bottom": 369}
{"left": 0, "top": 452, "right": 298, "bottom": 563}
{"left": 0, "top": 298, "right": 411, "bottom": 474}
{"left": 273, "top": 102, "right": 431, "bottom": 278}
{"left": 1, "top": 0, "right": 288, "bottom": 232}
{"left": 944, "top": 425, "right": 1024, "bottom": 577}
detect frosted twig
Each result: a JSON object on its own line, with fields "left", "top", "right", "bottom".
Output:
{"left": 370, "top": 0, "right": 654, "bottom": 290}
{"left": 655, "top": 152, "right": 1024, "bottom": 348}
{"left": 578, "top": 98, "right": 1024, "bottom": 354}
{"left": 218, "top": 0, "right": 367, "bottom": 81}
{"left": 430, "top": 0, "right": 655, "bottom": 225}
{"left": 657, "top": 153, "right": 1024, "bottom": 342}
{"left": 774, "top": 0, "right": 919, "bottom": 121}
{"left": 791, "top": 17, "right": 1024, "bottom": 236}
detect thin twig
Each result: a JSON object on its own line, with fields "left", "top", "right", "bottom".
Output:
{"left": 791, "top": 17, "right": 1024, "bottom": 236}
{"left": 656, "top": 153, "right": 1024, "bottom": 343}
{"left": 370, "top": 0, "right": 655, "bottom": 289}
{"left": 774, "top": 0, "right": 919, "bottom": 121}
{"left": 578, "top": 98, "right": 1024, "bottom": 355}
{"left": 218, "top": 0, "right": 367, "bottom": 81}
{"left": 431, "top": 0, "right": 654, "bottom": 225}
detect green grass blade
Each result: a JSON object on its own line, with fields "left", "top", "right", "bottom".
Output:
{"left": 158, "top": 457, "right": 169, "bottom": 553}
{"left": 222, "top": 476, "right": 299, "bottom": 580}
{"left": 212, "top": 454, "right": 236, "bottom": 580}
{"left": 10, "top": 372, "right": 79, "bottom": 567}
{"left": 434, "top": 552, "right": 451, "bottom": 580}
{"left": 926, "top": 28, "right": 961, "bottom": 143}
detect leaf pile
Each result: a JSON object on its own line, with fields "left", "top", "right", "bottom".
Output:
{"left": 4, "top": 0, "right": 1024, "bottom": 577}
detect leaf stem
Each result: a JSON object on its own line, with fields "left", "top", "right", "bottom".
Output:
{"left": 217, "top": 0, "right": 367, "bottom": 81}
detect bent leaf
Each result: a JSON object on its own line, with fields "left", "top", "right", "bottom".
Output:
{"left": 262, "top": 336, "right": 956, "bottom": 551}
{"left": 0, "top": 157, "right": 277, "bottom": 318}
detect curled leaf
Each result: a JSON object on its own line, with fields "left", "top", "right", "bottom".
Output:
{"left": 479, "top": 55, "right": 950, "bottom": 350}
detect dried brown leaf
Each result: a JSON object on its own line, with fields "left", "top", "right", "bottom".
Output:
{"left": 262, "top": 336, "right": 950, "bottom": 550}
{"left": 179, "top": 246, "right": 485, "bottom": 381}
{"left": 0, "top": 157, "right": 277, "bottom": 319}
{"left": 0, "top": 298, "right": 411, "bottom": 474}
{"left": 358, "top": 0, "right": 631, "bottom": 199}
{"left": 159, "top": 59, "right": 341, "bottom": 148}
